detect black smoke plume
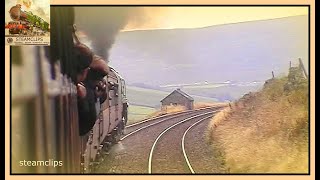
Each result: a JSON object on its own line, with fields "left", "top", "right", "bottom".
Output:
{"left": 74, "top": 7, "right": 146, "bottom": 60}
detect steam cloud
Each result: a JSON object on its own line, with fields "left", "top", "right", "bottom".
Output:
{"left": 74, "top": 7, "right": 148, "bottom": 60}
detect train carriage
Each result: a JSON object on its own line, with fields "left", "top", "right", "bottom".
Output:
{"left": 11, "top": 7, "right": 128, "bottom": 174}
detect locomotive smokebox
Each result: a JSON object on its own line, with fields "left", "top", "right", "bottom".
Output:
{"left": 9, "top": 4, "right": 27, "bottom": 21}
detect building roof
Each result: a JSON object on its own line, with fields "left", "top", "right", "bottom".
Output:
{"left": 160, "top": 88, "right": 194, "bottom": 102}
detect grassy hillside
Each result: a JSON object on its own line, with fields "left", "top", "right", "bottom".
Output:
{"left": 207, "top": 71, "right": 308, "bottom": 173}
{"left": 110, "top": 15, "right": 308, "bottom": 86}
{"left": 127, "top": 105, "right": 156, "bottom": 125}
{"left": 126, "top": 86, "right": 218, "bottom": 108}
{"left": 126, "top": 86, "right": 166, "bottom": 108}
{"left": 126, "top": 86, "right": 220, "bottom": 124}
{"left": 109, "top": 15, "right": 308, "bottom": 102}
{"left": 163, "top": 83, "right": 262, "bottom": 101}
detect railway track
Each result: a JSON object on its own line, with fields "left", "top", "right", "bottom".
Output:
{"left": 94, "top": 107, "right": 222, "bottom": 174}
{"left": 181, "top": 116, "right": 212, "bottom": 174}
{"left": 148, "top": 113, "right": 213, "bottom": 174}
{"left": 122, "top": 107, "right": 220, "bottom": 140}
{"left": 181, "top": 112, "right": 227, "bottom": 173}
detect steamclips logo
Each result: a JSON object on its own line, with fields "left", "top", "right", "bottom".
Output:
{"left": 7, "top": 38, "right": 13, "bottom": 44}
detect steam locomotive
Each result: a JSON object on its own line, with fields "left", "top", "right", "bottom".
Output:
{"left": 6, "top": 4, "right": 49, "bottom": 35}
{"left": 11, "top": 7, "right": 128, "bottom": 174}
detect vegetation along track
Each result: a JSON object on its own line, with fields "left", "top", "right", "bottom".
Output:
{"left": 94, "top": 107, "right": 221, "bottom": 174}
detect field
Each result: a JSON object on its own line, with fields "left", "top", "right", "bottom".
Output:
{"left": 126, "top": 86, "right": 168, "bottom": 108}
{"left": 126, "top": 86, "right": 220, "bottom": 124}
{"left": 162, "top": 83, "right": 262, "bottom": 102}
{"left": 127, "top": 105, "right": 156, "bottom": 125}
{"left": 126, "top": 85, "right": 219, "bottom": 108}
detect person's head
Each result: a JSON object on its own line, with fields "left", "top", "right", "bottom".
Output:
{"left": 87, "top": 55, "right": 109, "bottom": 80}
{"left": 77, "top": 67, "right": 90, "bottom": 83}
{"left": 74, "top": 43, "right": 93, "bottom": 83}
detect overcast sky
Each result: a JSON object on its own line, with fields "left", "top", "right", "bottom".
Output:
{"left": 123, "top": 7, "right": 308, "bottom": 31}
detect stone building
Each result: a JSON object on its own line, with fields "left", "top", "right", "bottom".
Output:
{"left": 160, "top": 88, "right": 194, "bottom": 110}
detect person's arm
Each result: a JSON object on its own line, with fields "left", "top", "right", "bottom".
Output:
{"left": 94, "top": 79, "right": 108, "bottom": 104}
{"left": 77, "top": 83, "right": 97, "bottom": 136}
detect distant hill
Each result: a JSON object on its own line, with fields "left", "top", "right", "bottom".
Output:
{"left": 109, "top": 15, "right": 308, "bottom": 100}
{"left": 110, "top": 15, "right": 308, "bottom": 83}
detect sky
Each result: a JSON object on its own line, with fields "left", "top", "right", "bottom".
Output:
{"left": 74, "top": 6, "right": 308, "bottom": 62}
{"left": 123, "top": 7, "right": 308, "bottom": 31}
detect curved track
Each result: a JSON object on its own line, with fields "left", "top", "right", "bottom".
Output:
{"left": 181, "top": 116, "right": 212, "bottom": 173}
{"left": 148, "top": 114, "right": 213, "bottom": 174}
{"left": 182, "top": 113, "right": 227, "bottom": 174}
{"left": 94, "top": 107, "right": 222, "bottom": 174}
{"left": 122, "top": 107, "right": 218, "bottom": 140}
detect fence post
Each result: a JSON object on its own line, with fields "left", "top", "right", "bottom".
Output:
{"left": 272, "top": 71, "right": 274, "bottom": 79}
{"left": 298, "top": 58, "right": 308, "bottom": 78}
